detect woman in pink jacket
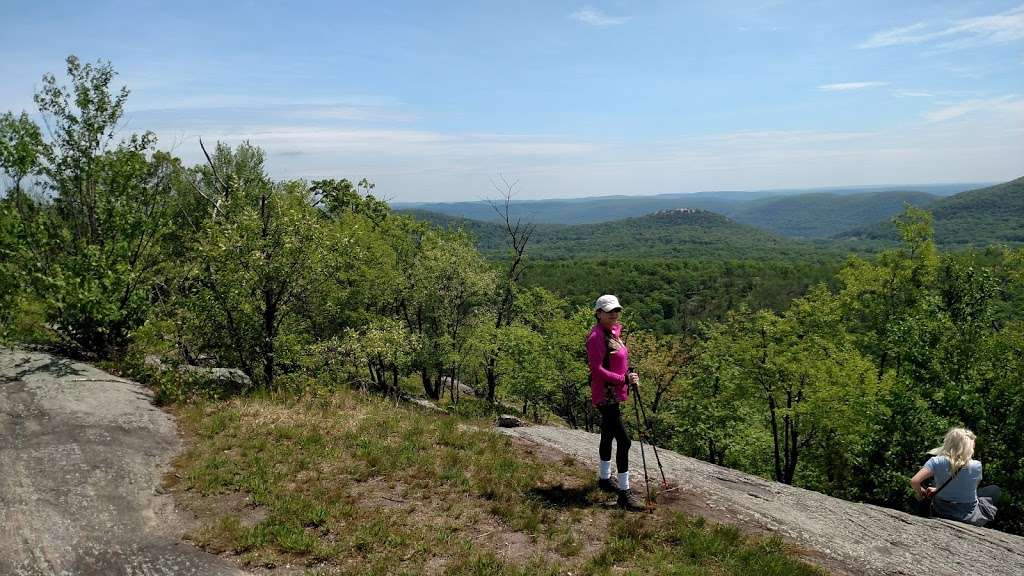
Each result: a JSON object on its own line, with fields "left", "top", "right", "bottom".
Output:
{"left": 587, "top": 294, "right": 645, "bottom": 511}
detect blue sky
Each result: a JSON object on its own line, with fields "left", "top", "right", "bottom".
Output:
{"left": 1, "top": 1, "right": 1022, "bottom": 201}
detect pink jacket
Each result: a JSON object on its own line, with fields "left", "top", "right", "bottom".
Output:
{"left": 587, "top": 323, "right": 629, "bottom": 406}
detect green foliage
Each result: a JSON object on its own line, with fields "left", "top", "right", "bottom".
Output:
{"left": 311, "top": 177, "right": 389, "bottom": 224}
{"left": 169, "top": 143, "right": 333, "bottom": 389}
{"left": 0, "top": 201, "right": 22, "bottom": 337}
{"left": 523, "top": 258, "right": 844, "bottom": 336}
{"left": 0, "top": 111, "right": 47, "bottom": 192}
{"left": 1, "top": 56, "right": 175, "bottom": 355}
{"left": 668, "top": 297, "right": 879, "bottom": 485}
{"left": 661, "top": 207, "right": 1024, "bottom": 532}
{"left": 330, "top": 318, "right": 419, "bottom": 393}
{"left": 414, "top": 208, "right": 850, "bottom": 261}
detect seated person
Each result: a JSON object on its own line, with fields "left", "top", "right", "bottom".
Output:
{"left": 910, "top": 427, "right": 1000, "bottom": 526}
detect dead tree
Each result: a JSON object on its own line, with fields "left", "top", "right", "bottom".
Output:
{"left": 484, "top": 176, "right": 534, "bottom": 403}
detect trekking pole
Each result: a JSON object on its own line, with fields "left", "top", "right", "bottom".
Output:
{"left": 631, "top": 379, "right": 669, "bottom": 490}
{"left": 629, "top": 369, "right": 653, "bottom": 507}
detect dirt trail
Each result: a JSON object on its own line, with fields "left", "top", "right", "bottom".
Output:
{"left": 500, "top": 424, "right": 1024, "bottom": 576}
{"left": 0, "top": 349, "right": 247, "bottom": 576}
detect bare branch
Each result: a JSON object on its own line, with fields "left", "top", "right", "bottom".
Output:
{"left": 199, "top": 138, "right": 230, "bottom": 199}
{"left": 189, "top": 177, "right": 223, "bottom": 221}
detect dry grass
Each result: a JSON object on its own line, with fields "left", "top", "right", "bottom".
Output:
{"left": 166, "top": 387, "right": 826, "bottom": 576}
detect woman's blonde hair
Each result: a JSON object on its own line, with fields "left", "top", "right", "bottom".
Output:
{"left": 928, "top": 427, "right": 976, "bottom": 473}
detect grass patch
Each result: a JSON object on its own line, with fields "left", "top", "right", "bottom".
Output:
{"left": 169, "top": 387, "right": 826, "bottom": 575}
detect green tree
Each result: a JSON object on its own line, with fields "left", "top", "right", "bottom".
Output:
{"left": 671, "top": 326, "right": 757, "bottom": 466}
{"left": 496, "top": 324, "right": 556, "bottom": 419}
{"left": 541, "top": 305, "right": 594, "bottom": 429}
{"left": 173, "top": 142, "right": 333, "bottom": 389}
{"left": 9, "top": 55, "right": 172, "bottom": 355}
{"left": 679, "top": 291, "right": 879, "bottom": 485}
{"left": 0, "top": 111, "right": 47, "bottom": 196}
{"left": 836, "top": 207, "right": 939, "bottom": 378}
{"left": 338, "top": 318, "right": 418, "bottom": 395}
{"left": 35, "top": 56, "right": 152, "bottom": 243}
{"left": 402, "top": 229, "right": 495, "bottom": 399}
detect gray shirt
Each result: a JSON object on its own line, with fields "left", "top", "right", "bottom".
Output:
{"left": 924, "top": 456, "right": 982, "bottom": 504}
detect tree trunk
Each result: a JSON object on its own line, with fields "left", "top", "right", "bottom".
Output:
{"left": 420, "top": 366, "right": 434, "bottom": 399}
{"left": 485, "top": 358, "right": 498, "bottom": 403}
{"left": 262, "top": 290, "right": 276, "bottom": 390}
{"left": 424, "top": 371, "right": 441, "bottom": 400}
{"left": 768, "top": 395, "right": 782, "bottom": 483}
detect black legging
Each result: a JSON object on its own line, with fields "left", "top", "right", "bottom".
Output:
{"left": 598, "top": 403, "right": 631, "bottom": 472}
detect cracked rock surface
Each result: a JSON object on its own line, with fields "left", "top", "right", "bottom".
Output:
{"left": 0, "top": 349, "right": 246, "bottom": 576}
{"left": 500, "top": 424, "right": 1024, "bottom": 576}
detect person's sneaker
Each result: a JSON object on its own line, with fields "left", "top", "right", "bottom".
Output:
{"left": 597, "top": 477, "right": 618, "bottom": 492}
{"left": 618, "top": 489, "right": 647, "bottom": 511}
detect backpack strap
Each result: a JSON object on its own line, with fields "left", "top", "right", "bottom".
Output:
{"left": 601, "top": 328, "right": 617, "bottom": 404}
{"left": 931, "top": 461, "right": 963, "bottom": 499}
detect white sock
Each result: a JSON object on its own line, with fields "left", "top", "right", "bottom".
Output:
{"left": 599, "top": 460, "right": 612, "bottom": 480}
{"left": 618, "top": 471, "right": 630, "bottom": 491}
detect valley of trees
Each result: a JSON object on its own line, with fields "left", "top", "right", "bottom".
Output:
{"left": 3, "top": 56, "right": 1023, "bottom": 537}
{"left": 409, "top": 208, "right": 857, "bottom": 261}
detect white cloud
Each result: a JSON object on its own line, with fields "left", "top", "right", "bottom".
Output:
{"left": 859, "top": 4, "right": 1024, "bottom": 49}
{"left": 894, "top": 90, "right": 935, "bottom": 98}
{"left": 570, "top": 7, "right": 631, "bottom": 27}
{"left": 818, "top": 81, "right": 888, "bottom": 92}
{"left": 141, "top": 103, "right": 1023, "bottom": 202}
{"left": 282, "top": 105, "right": 418, "bottom": 123}
{"left": 922, "top": 96, "right": 1023, "bottom": 122}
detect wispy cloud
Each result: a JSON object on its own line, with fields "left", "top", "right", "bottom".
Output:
{"left": 922, "top": 96, "right": 1023, "bottom": 122}
{"left": 859, "top": 4, "right": 1024, "bottom": 49}
{"left": 818, "top": 81, "right": 888, "bottom": 92}
{"left": 893, "top": 90, "right": 935, "bottom": 98}
{"left": 282, "top": 105, "right": 418, "bottom": 123}
{"left": 570, "top": 7, "right": 631, "bottom": 27}
{"left": 150, "top": 110, "right": 1024, "bottom": 200}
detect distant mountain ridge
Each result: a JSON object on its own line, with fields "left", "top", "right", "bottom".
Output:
{"left": 838, "top": 177, "right": 1024, "bottom": 246}
{"left": 728, "top": 190, "right": 938, "bottom": 238}
{"left": 405, "top": 179, "right": 1021, "bottom": 258}
{"left": 394, "top": 182, "right": 987, "bottom": 228}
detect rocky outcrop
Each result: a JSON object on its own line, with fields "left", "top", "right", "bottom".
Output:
{"left": 496, "top": 414, "right": 526, "bottom": 428}
{"left": 144, "top": 355, "right": 251, "bottom": 388}
{"left": 0, "top": 349, "right": 247, "bottom": 575}
{"left": 499, "top": 425, "right": 1024, "bottom": 576}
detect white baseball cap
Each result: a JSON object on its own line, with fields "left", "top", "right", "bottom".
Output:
{"left": 594, "top": 294, "right": 622, "bottom": 312}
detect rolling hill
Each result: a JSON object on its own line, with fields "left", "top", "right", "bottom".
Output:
{"left": 397, "top": 195, "right": 741, "bottom": 226}
{"left": 837, "top": 177, "right": 1024, "bottom": 246}
{"left": 393, "top": 183, "right": 986, "bottom": 227}
{"left": 408, "top": 208, "right": 842, "bottom": 261}
{"left": 728, "top": 190, "right": 938, "bottom": 238}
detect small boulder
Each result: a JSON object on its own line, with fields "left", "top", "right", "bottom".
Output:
{"left": 496, "top": 414, "right": 526, "bottom": 428}
{"left": 410, "top": 397, "right": 447, "bottom": 413}
{"left": 144, "top": 355, "right": 251, "bottom": 388}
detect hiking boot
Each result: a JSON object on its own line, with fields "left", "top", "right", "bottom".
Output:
{"left": 597, "top": 477, "right": 618, "bottom": 492}
{"left": 618, "top": 489, "right": 646, "bottom": 511}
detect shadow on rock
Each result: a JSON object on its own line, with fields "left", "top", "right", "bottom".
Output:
{"left": 2, "top": 356, "right": 86, "bottom": 384}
